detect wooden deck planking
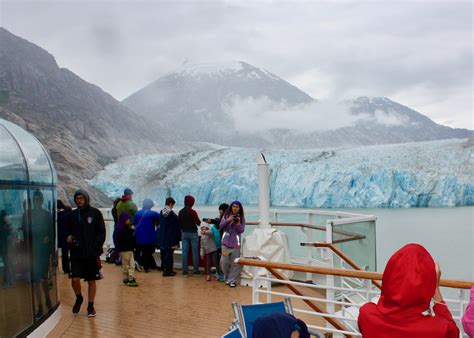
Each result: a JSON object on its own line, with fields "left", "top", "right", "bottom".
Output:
{"left": 47, "top": 261, "right": 327, "bottom": 337}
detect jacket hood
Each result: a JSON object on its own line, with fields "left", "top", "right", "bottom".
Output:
{"left": 377, "top": 243, "right": 436, "bottom": 319}
{"left": 74, "top": 189, "right": 90, "bottom": 207}
{"left": 184, "top": 195, "right": 195, "bottom": 207}
{"left": 142, "top": 198, "right": 154, "bottom": 209}
{"left": 121, "top": 194, "right": 132, "bottom": 202}
{"left": 161, "top": 206, "right": 172, "bottom": 217}
{"left": 230, "top": 200, "right": 242, "bottom": 208}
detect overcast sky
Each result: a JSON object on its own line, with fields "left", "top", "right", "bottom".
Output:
{"left": 1, "top": 0, "right": 472, "bottom": 129}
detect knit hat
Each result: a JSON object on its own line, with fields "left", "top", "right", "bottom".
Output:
{"left": 142, "top": 198, "right": 154, "bottom": 209}
{"left": 124, "top": 188, "right": 133, "bottom": 196}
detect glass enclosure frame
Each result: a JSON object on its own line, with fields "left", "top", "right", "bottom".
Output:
{"left": 0, "top": 119, "right": 58, "bottom": 337}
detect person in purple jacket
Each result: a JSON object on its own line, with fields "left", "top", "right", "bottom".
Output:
{"left": 219, "top": 201, "right": 245, "bottom": 288}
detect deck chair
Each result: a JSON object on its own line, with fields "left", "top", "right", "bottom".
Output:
{"left": 231, "top": 298, "right": 293, "bottom": 338}
{"left": 221, "top": 326, "right": 243, "bottom": 338}
{"left": 228, "top": 297, "right": 323, "bottom": 338}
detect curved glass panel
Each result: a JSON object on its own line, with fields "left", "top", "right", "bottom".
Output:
{"left": 1, "top": 120, "right": 54, "bottom": 185}
{"left": 0, "top": 124, "right": 27, "bottom": 182}
{"left": 0, "top": 188, "right": 34, "bottom": 336}
{"left": 26, "top": 188, "right": 58, "bottom": 321}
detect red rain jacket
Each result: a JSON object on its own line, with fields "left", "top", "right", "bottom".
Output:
{"left": 358, "top": 243, "right": 459, "bottom": 338}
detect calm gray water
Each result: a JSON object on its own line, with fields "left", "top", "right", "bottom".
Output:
{"left": 199, "top": 205, "right": 473, "bottom": 281}
{"left": 365, "top": 206, "right": 473, "bottom": 281}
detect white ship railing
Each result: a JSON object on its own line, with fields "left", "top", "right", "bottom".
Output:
{"left": 237, "top": 258, "right": 472, "bottom": 338}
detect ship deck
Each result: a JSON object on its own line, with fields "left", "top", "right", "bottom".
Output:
{"left": 48, "top": 261, "right": 326, "bottom": 337}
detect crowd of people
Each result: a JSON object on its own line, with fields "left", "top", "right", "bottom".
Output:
{"left": 57, "top": 188, "right": 247, "bottom": 317}
{"left": 56, "top": 187, "right": 474, "bottom": 338}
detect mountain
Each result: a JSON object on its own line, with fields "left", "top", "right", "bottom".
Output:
{"left": 123, "top": 61, "right": 314, "bottom": 146}
{"left": 123, "top": 62, "right": 471, "bottom": 149}
{"left": 90, "top": 138, "right": 474, "bottom": 208}
{"left": 0, "top": 27, "right": 166, "bottom": 205}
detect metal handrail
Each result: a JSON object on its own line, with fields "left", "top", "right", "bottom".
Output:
{"left": 301, "top": 242, "right": 382, "bottom": 289}
{"left": 236, "top": 258, "right": 474, "bottom": 289}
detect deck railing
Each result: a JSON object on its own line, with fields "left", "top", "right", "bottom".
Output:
{"left": 237, "top": 258, "right": 472, "bottom": 338}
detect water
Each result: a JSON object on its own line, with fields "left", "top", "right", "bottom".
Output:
{"left": 365, "top": 206, "right": 473, "bottom": 281}
{"left": 198, "top": 205, "right": 473, "bottom": 281}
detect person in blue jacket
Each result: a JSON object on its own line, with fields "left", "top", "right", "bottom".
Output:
{"left": 133, "top": 199, "right": 160, "bottom": 273}
{"left": 158, "top": 197, "right": 181, "bottom": 277}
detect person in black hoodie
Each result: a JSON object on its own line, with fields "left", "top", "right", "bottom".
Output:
{"left": 66, "top": 189, "right": 105, "bottom": 317}
{"left": 158, "top": 197, "right": 181, "bottom": 277}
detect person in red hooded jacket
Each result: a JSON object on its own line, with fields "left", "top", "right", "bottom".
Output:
{"left": 358, "top": 243, "right": 459, "bottom": 338}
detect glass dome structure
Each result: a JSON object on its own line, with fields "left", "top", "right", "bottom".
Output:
{"left": 0, "top": 118, "right": 59, "bottom": 337}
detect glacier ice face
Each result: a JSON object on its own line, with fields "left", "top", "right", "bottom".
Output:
{"left": 89, "top": 139, "right": 473, "bottom": 208}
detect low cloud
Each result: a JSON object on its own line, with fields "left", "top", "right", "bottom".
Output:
{"left": 223, "top": 96, "right": 361, "bottom": 133}
{"left": 372, "top": 109, "right": 408, "bottom": 126}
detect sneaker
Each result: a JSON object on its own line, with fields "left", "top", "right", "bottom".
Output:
{"left": 144, "top": 268, "right": 151, "bottom": 273}
{"left": 169, "top": 271, "right": 177, "bottom": 276}
{"left": 72, "top": 295, "right": 83, "bottom": 314}
{"left": 218, "top": 274, "right": 225, "bottom": 282}
{"left": 123, "top": 278, "right": 129, "bottom": 284}
{"left": 192, "top": 271, "right": 200, "bottom": 276}
{"left": 127, "top": 278, "right": 138, "bottom": 287}
{"left": 163, "top": 271, "right": 175, "bottom": 277}
{"left": 87, "top": 305, "right": 96, "bottom": 317}
{"left": 135, "top": 261, "right": 142, "bottom": 272}
{"left": 182, "top": 271, "right": 189, "bottom": 275}
{"left": 206, "top": 275, "right": 211, "bottom": 281}
{"left": 229, "top": 282, "right": 237, "bottom": 288}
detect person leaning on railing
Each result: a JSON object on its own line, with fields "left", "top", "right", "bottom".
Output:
{"left": 358, "top": 243, "right": 459, "bottom": 338}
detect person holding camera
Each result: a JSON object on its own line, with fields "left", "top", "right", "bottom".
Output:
{"left": 66, "top": 189, "right": 105, "bottom": 317}
{"left": 203, "top": 203, "right": 228, "bottom": 280}
{"left": 219, "top": 201, "right": 245, "bottom": 288}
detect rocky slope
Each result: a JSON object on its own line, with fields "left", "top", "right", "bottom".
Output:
{"left": 0, "top": 28, "right": 166, "bottom": 205}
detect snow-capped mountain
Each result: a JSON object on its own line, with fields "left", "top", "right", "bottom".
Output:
{"left": 90, "top": 138, "right": 473, "bottom": 208}
{"left": 123, "top": 61, "right": 471, "bottom": 149}
{"left": 123, "top": 61, "right": 313, "bottom": 146}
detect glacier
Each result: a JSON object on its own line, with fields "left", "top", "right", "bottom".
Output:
{"left": 89, "top": 138, "right": 473, "bottom": 208}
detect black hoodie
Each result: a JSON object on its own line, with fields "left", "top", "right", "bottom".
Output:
{"left": 67, "top": 189, "right": 106, "bottom": 259}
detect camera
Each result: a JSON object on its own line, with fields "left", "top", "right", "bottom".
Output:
{"left": 202, "top": 218, "right": 210, "bottom": 223}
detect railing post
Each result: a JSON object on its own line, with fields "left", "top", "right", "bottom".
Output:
{"left": 326, "top": 220, "right": 335, "bottom": 316}
{"left": 364, "top": 279, "right": 371, "bottom": 302}
{"left": 305, "top": 213, "right": 314, "bottom": 281}
{"left": 459, "top": 289, "right": 466, "bottom": 330}
{"left": 266, "top": 270, "right": 272, "bottom": 303}
{"left": 252, "top": 275, "right": 259, "bottom": 304}
{"left": 257, "top": 153, "right": 271, "bottom": 229}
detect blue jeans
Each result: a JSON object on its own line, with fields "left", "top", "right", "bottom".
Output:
{"left": 181, "top": 231, "right": 199, "bottom": 273}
